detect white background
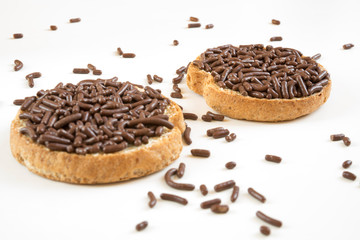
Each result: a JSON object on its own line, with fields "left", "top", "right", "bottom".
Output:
{"left": 0, "top": 0, "right": 360, "bottom": 239}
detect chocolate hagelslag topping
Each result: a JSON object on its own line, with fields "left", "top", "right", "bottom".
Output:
{"left": 193, "top": 44, "right": 330, "bottom": 99}
{"left": 17, "top": 78, "right": 174, "bottom": 155}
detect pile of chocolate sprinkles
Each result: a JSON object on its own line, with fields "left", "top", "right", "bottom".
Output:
{"left": 17, "top": 78, "right": 174, "bottom": 155}
{"left": 193, "top": 44, "right": 330, "bottom": 99}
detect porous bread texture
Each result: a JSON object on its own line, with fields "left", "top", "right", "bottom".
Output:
{"left": 10, "top": 100, "right": 185, "bottom": 184}
{"left": 186, "top": 61, "right": 331, "bottom": 122}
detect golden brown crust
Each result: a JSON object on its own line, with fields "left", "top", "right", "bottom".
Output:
{"left": 10, "top": 101, "right": 185, "bottom": 184}
{"left": 186, "top": 62, "right": 331, "bottom": 122}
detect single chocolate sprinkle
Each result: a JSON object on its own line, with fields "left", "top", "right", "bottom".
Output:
{"left": 13, "top": 33, "right": 23, "bottom": 39}
{"left": 200, "top": 198, "right": 221, "bottom": 209}
{"left": 153, "top": 75, "right": 163, "bottom": 83}
{"left": 260, "top": 225, "right": 271, "bottom": 236}
{"left": 271, "top": 19, "right": 281, "bottom": 25}
{"left": 146, "top": 74, "right": 153, "bottom": 85}
{"left": 189, "top": 16, "right": 199, "bottom": 22}
{"left": 214, "top": 180, "right": 235, "bottom": 192}
{"left": 183, "top": 126, "right": 192, "bottom": 145}
{"left": 330, "top": 134, "right": 345, "bottom": 141}
{"left": 200, "top": 184, "right": 208, "bottom": 196}
{"left": 173, "top": 73, "right": 184, "bottom": 84}
{"left": 265, "top": 154, "right": 282, "bottom": 163}
{"left": 256, "top": 211, "right": 282, "bottom": 227}
{"left": 342, "top": 160, "right": 352, "bottom": 169}
{"left": 177, "top": 162, "right": 186, "bottom": 178}
{"left": 160, "top": 193, "right": 188, "bottom": 205}
{"left": 176, "top": 66, "right": 186, "bottom": 75}
{"left": 87, "top": 64, "right": 96, "bottom": 71}
{"left": 50, "top": 25, "right": 57, "bottom": 31}
{"left": 148, "top": 191, "right": 157, "bottom": 208}
{"left": 93, "top": 70, "right": 102, "bottom": 75}
{"left": 13, "top": 99, "right": 25, "bottom": 106}
{"left": 135, "top": 221, "right": 148, "bottom": 231}
{"left": 343, "top": 43, "right": 354, "bottom": 50}
{"left": 164, "top": 168, "right": 195, "bottom": 191}
{"left": 248, "top": 187, "right": 266, "bottom": 203}
{"left": 211, "top": 204, "right": 229, "bottom": 214}
{"left": 206, "top": 111, "right": 224, "bottom": 121}
{"left": 343, "top": 171, "right": 356, "bottom": 181}
{"left": 191, "top": 149, "right": 210, "bottom": 158}
{"left": 201, "top": 114, "right": 212, "bottom": 122}
{"left": 343, "top": 137, "right": 351, "bottom": 146}
{"left": 183, "top": 112, "right": 198, "bottom": 120}
{"left": 311, "top": 53, "right": 321, "bottom": 60}
{"left": 225, "top": 133, "right": 236, "bottom": 142}
{"left": 270, "top": 36, "right": 283, "bottom": 41}
{"left": 212, "top": 129, "right": 230, "bottom": 139}
{"left": 207, "top": 127, "right": 224, "bottom": 136}
{"left": 188, "top": 23, "right": 201, "bottom": 28}
{"left": 173, "top": 40, "right": 179, "bottom": 46}
{"left": 123, "top": 53, "right": 136, "bottom": 58}
{"left": 225, "top": 161, "right": 236, "bottom": 169}
{"left": 73, "top": 68, "right": 90, "bottom": 74}
{"left": 205, "top": 24, "right": 214, "bottom": 29}
{"left": 14, "top": 59, "right": 23, "bottom": 71}
{"left": 170, "top": 92, "right": 183, "bottom": 98}
{"left": 231, "top": 185, "right": 240, "bottom": 202}
{"left": 69, "top": 18, "right": 81, "bottom": 23}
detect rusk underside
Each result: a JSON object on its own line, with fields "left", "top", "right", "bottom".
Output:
{"left": 186, "top": 62, "right": 331, "bottom": 122}
{"left": 10, "top": 101, "right": 185, "bottom": 184}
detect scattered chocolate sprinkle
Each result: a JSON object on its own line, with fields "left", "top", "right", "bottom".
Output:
{"left": 173, "top": 40, "right": 179, "bottom": 46}
{"left": 343, "top": 137, "right": 351, "bottom": 146}
{"left": 176, "top": 66, "right": 186, "bottom": 75}
{"left": 93, "top": 70, "right": 102, "bottom": 75}
{"left": 189, "top": 16, "right": 199, "bottom": 22}
{"left": 330, "top": 134, "right": 345, "bottom": 141}
{"left": 200, "top": 198, "right": 221, "bottom": 209}
{"left": 13, "top": 33, "right": 23, "bottom": 39}
{"left": 14, "top": 59, "right": 23, "bottom": 71}
{"left": 225, "top": 133, "right": 236, "bottom": 142}
{"left": 270, "top": 36, "right": 283, "bottom": 41}
{"left": 231, "top": 185, "right": 240, "bottom": 202}
{"left": 342, "top": 160, "right": 352, "bottom": 169}
{"left": 87, "top": 64, "right": 96, "bottom": 71}
{"left": 146, "top": 74, "right": 153, "bottom": 85}
{"left": 183, "top": 113, "right": 198, "bottom": 120}
{"left": 248, "top": 187, "right": 266, "bottom": 203}
{"left": 343, "top": 43, "right": 354, "bottom": 50}
{"left": 123, "top": 53, "right": 136, "bottom": 58}
{"left": 205, "top": 24, "right": 214, "bottom": 29}
{"left": 135, "top": 221, "right": 148, "bottom": 231}
{"left": 73, "top": 68, "right": 90, "bottom": 74}
{"left": 183, "top": 126, "right": 192, "bottom": 145}
{"left": 260, "top": 225, "right": 271, "bottom": 236}
{"left": 170, "top": 92, "right": 183, "bottom": 98}
{"left": 271, "top": 19, "right": 281, "bottom": 25}
{"left": 200, "top": 184, "right": 208, "bottom": 196}
{"left": 211, "top": 204, "right": 229, "bottom": 214}
{"left": 212, "top": 129, "right": 230, "bottom": 139}
{"left": 265, "top": 154, "right": 282, "bottom": 163}
{"left": 207, "top": 127, "right": 224, "bottom": 136}
{"left": 164, "top": 168, "right": 195, "bottom": 191}
{"left": 225, "top": 161, "right": 236, "bottom": 169}
{"left": 160, "top": 193, "right": 188, "bottom": 205}
{"left": 201, "top": 114, "right": 212, "bottom": 122}
{"left": 188, "top": 23, "right": 201, "bottom": 28}
{"left": 69, "top": 18, "right": 81, "bottom": 23}
{"left": 194, "top": 44, "right": 329, "bottom": 99}
{"left": 153, "top": 75, "right": 163, "bottom": 83}
{"left": 148, "top": 191, "right": 157, "bottom": 208}
{"left": 191, "top": 149, "right": 210, "bottom": 158}
{"left": 173, "top": 84, "right": 181, "bottom": 93}
{"left": 172, "top": 73, "right": 184, "bottom": 84}
{"left": 256, "top": 211, "right": 282, "bottom": 227}
{"left": 177, "top": 162, "right": 186, "bottom": 178}
{"left": 214, "top": 180, "right": 235, "bottom": 192}
{"left": 50, "top": 25, "right": 57, "bottom": 31}
{"left": 25, "top": 72, "right": 41, "bottom": 88}
{"left": 343, "top": 171, "right": 356, "bottom": 181}
{"left": 117, "top": 47, "right": 123, "bottom": 56}
{"left": 206, "top": 111, "right": 224, "bottom": 121}
{"left": 311, "top": 53, "right": 321, "bottom": 60}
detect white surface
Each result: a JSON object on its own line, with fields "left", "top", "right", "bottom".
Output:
{"left": 0, "top": 0, "right": 360, "bottom": 239}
